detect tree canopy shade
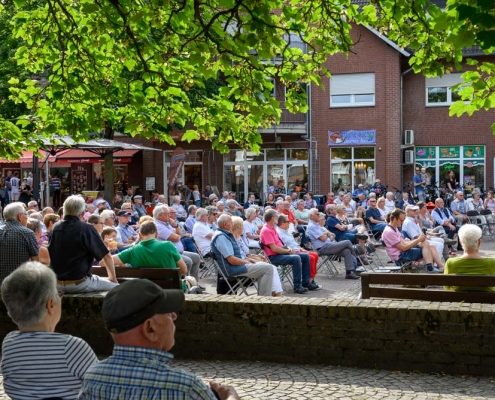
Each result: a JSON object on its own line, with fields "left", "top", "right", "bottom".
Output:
{"left": 3, "top": 0, "right": 495, "bottom": 159}
{"left": 4, "top": 0, "right": 360, "bottom": 158}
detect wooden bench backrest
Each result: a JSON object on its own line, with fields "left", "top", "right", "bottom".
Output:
{"left": 361, "top": 273, "right": 495, "bottom": 303}
{"left": 92, "top": 267, "right": 181, "bottom": 290}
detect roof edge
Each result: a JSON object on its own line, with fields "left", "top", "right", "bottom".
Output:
{"left": 363, "top": 25, "right": 411, "bottom": 57}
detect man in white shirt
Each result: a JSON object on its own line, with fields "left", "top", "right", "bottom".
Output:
{"left": 9, "top": 172, "right": 21, "bottom": 202}
{"left": 402, "top": 205, "right": 446, "bottom": 262}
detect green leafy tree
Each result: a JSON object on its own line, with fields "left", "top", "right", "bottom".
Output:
{"left": 5, "top": 0, "right": 359, "bottom": 159}
{"left": 359, "top": 0, "right": 495, "bottom": 131}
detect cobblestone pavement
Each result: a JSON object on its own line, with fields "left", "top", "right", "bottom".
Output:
{"left": 1, "top": 359, "right": 493, "bottom": 400}
{"left": 174, "top": 359, "right": 495, "bottom": 399}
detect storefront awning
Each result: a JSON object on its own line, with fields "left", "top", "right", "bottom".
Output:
{"left": 55, "top": 149, "right": 139, "bottom": 163}
{"left": 0, "top": 151, "right": 57, "bottom": 164}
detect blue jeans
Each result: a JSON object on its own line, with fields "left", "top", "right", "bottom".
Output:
{"left": 399, "top": 248, "right": 422, "bottom": 262}
{"left": 338, "top": 230, "right": 358, "bottom": 244}
{"left": 371, "top": 223, "right": 387, "bottom": 232}
{"left": 57, "top": 275, "right": 118, "bottom": 294}
{"left": 268, "top": 253, "right": 310, "bottom": 289}
{"left": 181, "top": 237, "right": 197, "bottom": 253}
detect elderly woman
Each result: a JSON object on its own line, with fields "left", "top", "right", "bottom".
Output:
{"left": 1, "top": 262, "right": 98, "bottom": 399}
{"left": 384, "top": 192, "right": 396, "bottom": 213}
{"left": 225, "top": 199, "right": 243, "bottom": 217}
{"left": 171, "top": 195, "right": 187, "bottom": 221}
{"left": 377, "top": 197, "right": 388, "bottom": 217}
{"left": 294, "top": 199, "right": 310, "bottom": 225}
{"left": 27, "top": 218, "right": 51, "bottom": 265}
{"left": 444, "top": 224, "right": 495, "bottom": 291}
{"left": 467, "top": 190, "right": 494, "bottom": 232}
{"left": 231, "top": 216, "right": 282, "bottom": 296}
{"left": 43, "top": 213, "right": 60, "bottom": 240}
{"left": 336, "top": 204, "right": 367, "bottom": 235}
{"left": 243, "top": 207, "right": 261, "bottom": 248}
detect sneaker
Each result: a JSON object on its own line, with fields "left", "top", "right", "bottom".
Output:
{"left": 355, "top": 266, "right": 366, "bottom": 272}
{"left": 303, "top": 282, "right": 322, "bottom": 291}
{"left": 294, "top": 286, "right": 309, "bottom": 294}
{"left": 427, "top": 265, "right": 440, "bottom": 273}
{"left": 345, "top": 273, "right": 360, "bottom": 280}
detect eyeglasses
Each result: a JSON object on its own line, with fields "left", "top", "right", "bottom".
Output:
{"left": 19, "top": 213, "right": 28, "bottom": 217}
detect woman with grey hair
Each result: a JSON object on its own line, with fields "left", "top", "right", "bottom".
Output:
{"left": 243, "top": 207, "right": 261, "bottom": 248}
{"left": 444, "top": 224, "right": 495, "bottom": 291}
{"left": 226, "top": 199, "right": 243, "bottom": 217}
{"left": 27, "top": 218, "right": 51, "bottom": 265}
{"left": 1, "top": 262, "right": 98, "bottom": 399}
{"left": 466, "top": 190, "right": 494, "bottom": 232}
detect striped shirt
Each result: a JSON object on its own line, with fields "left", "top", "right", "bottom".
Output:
{"left": 1, "top": 331, "right": 98, "bottom": 400}
{"left": 78, "top": 345, "right": 217, "bottom": 400}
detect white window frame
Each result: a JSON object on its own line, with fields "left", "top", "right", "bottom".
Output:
{"left": 330, "top": 73, "right": 375, "bottom": 108}
{"left": 425, "top": 73, "right": 463, "bottom": 106}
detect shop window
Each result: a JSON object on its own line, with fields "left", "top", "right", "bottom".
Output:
{"left": 330, "top": 73, "right": 375, "bottom": 108}
{"left": 330, "top": 147, "right": 375, "bottom": 191}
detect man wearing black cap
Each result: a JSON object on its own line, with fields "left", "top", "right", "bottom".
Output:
{"left": 79, "top": 280, "right": 239, "bottom": 400}
{"left": 116, "top": 210, "right": 137, "bottom": 244}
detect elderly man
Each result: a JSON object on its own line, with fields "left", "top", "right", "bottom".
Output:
{"left": 306, "top": 208, "right": 359, "bottom": 279}
{"left": 79, "top": 280, "right": 239, "bottom": 399}
{"left": 116, "top": 210, "right": 137, "bottom": 244}
{"left": 156, "top": 194, "right": 167, "bottom": 205}
{"left": 451, "top": 191, "right": 469, "bottom": 226}
{"left": 101, "top": 209, "right": 134, "bottom": 250}
{"left": 211, "top": 214, "right": 274, "bottom": 296}
{"left": 260, "top": 209, "right": 314, "bottom": 293}
{"left": 192, "top": 208, "right": 215, "bottom": 256}
{"left": 27, "top": 200, "right": 39, "bottom": 211}
{"left": 324, "top": 192, "right": 336, "bottom": 208}
{"left": 93, "top": 191, "right": 110, "bottom": 210}
{"left": 402, "top": 205, "right": 447, "bottom": 261}
{"left": 133, "top": 195, "right": 148, "bottom": 218}
{"left": 48, "top": 195, "right": 117, "bottom": 293}
{"left": 432, "top": 197, "right": 462, "bottom": 251}
{"left": 352, "top": 183, "right": 365, "bottom": 197}
{"left": 185, "top": 205, "right": 197, "bottom": 233}
{"left": 365, "top": 197, "right": 387, "bottom": 234}
{"left": 153, "top": 205, "right": 201, "bottom": 280}
{"left": 325, "top": 204, "right": 368, "bottom": 249}
{"left": 0, "top": 202, "right": 39, "bottom": 282}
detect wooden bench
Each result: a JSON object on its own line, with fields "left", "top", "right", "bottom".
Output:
{"left": 91, "top": 267, "right": 181, "bottom": 290}
{"left": 361, "top": 273, "right": 495, "bottom": 303}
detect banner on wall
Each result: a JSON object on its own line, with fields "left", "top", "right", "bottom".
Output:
{"left": 328, "top": 130, "right": 376, "bottom": 146}
{"left": 167, "top": 147, "right": 186, "bottom": 191}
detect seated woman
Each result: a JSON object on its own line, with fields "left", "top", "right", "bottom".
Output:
{"left": 294, "top": 200, "right": 310, "bottom": 225}
{"left": 26, "top": 218, "right": 51, "bottom": 265}
{"left": 384, "top": 192, "right": 396, "bottom": 213}
{"left": 444, "top": 224, "right": 495, "bottom": 291}
{"left": 382, "top": 208, "right": 444, "bottom": 272}
{"left": 466, "top": 190, "right": 494, "bottom": 232}
{"left": 264, "top": 192, "right": 276, "bottom": 209}
{"left": 1, "top": 262, "right": 98, "bottom": 399}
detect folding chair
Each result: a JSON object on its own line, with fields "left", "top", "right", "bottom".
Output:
{"left": 479, "top": 209, "right": 494, "bottom": 240}
{"left": 259, "top": 240, "right": 294, "bottom": 290}
{"left": 364, "top": 218, "right": 383, "bottom": 243}
{"left": 210, "top": 252, "right": 257, "bottom": 296}
{"left": 190, "top": 237, "right": 216, "bottom": 279}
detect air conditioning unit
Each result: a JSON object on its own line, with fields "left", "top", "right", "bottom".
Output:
{"left": 404, "top": 150, "right": 414, "bottom": 165}
{"left": 404, "top": 130, "right": 414, "bottom": 145}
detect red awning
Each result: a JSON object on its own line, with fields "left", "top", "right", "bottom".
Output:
{"left": 0, "top": 151, "right": 57, "bottom": 164}
{"left": 55, "top": 149, "right": 138, "bottom": 164}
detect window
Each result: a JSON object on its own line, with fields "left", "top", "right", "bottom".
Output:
{"left": 330, "top": 147, "right": 375, "bottom": 190}
{"left": 330, "top": 73, "right": 375, "bottom": 107}
{"left": 426, "top": 73, "right": 464, "bottom": 106}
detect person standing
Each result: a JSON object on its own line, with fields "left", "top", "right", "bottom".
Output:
{"left": 52, "top": 173, "right": 62, "bottom": 210}
{"left": 413, "top": 167, "right": 426, "bottom": 202}
{"left": 9, "top": 171, "right": 21, "bottom": 202}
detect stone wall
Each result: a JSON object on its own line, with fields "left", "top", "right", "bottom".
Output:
{"left": 1, "top": 293, "right": 494, "bottom": 375}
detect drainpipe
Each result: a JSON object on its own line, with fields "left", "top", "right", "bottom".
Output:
{"left": 400, "top": 67, "right": 413, "bottom": 192}
{"left": 307, "top": 82, "right": 313, "bottom": 192}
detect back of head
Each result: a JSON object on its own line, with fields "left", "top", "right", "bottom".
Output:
{"left": 100, "top": 210, "right": 115, "bottom": 221}
{"left": 217, "top": 213, "right": 231, "bottom": 228}
{"left": 63, "top": 195, "right": 86, "bottom": 217}
{"left": 1, "top": 262, "right": 57, "bottom": 329}
{"left": 140, "top": 220, "right": 157, "bottom": 236}
{"left": 195, "top": 208, "right": 208, "bottom": 220}
{"left": 3, "top": 202, "right": 25, "bottom": 221}
{"left": 231, "top": 216, "right": 243, "bottom": 231}
{"left": 458, "top": 224, "right": 482, "bottom": 251}
{"left": 27, "top": 218, "right": 42, "bottom": 234}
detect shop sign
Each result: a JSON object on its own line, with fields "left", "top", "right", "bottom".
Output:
{"left": 328, "top": 130, "right": 376, "bottom": 146}
{"left": 463, "top": 145, "right": 484, "bottom": 158}
{"left": 415, "top": 147, "right": 436, "bottom": 159}
{"left": 439, "top": 146, "right": 460, "bottom": 159}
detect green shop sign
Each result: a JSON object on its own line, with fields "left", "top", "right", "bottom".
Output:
{"left": 439, "top": 146, "right": 460, "bottom": 159}
{"left": 463, "top": 145, "right": 484, "bottom": 158}
{"left": 415, "top": 147, "right": 436, "bottom": 159}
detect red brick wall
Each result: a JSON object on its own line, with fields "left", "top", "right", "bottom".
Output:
{"left": 403, "top": 56, "right": 495, "bottom": 187}
{"left": 311, "top": 24, "right": 403, "bottom": 194}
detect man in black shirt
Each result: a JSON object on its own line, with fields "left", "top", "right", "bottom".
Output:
{"left": 48, "top": 195, "right": 118, "bottom": 293}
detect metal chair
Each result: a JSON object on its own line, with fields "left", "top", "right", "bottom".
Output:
{"left": 210, "top": 251, "right": 257, "bottom": 296}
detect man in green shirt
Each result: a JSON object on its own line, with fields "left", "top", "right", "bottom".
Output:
{"left": 112, "top": 221, "right": 187, "bottom": 275}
